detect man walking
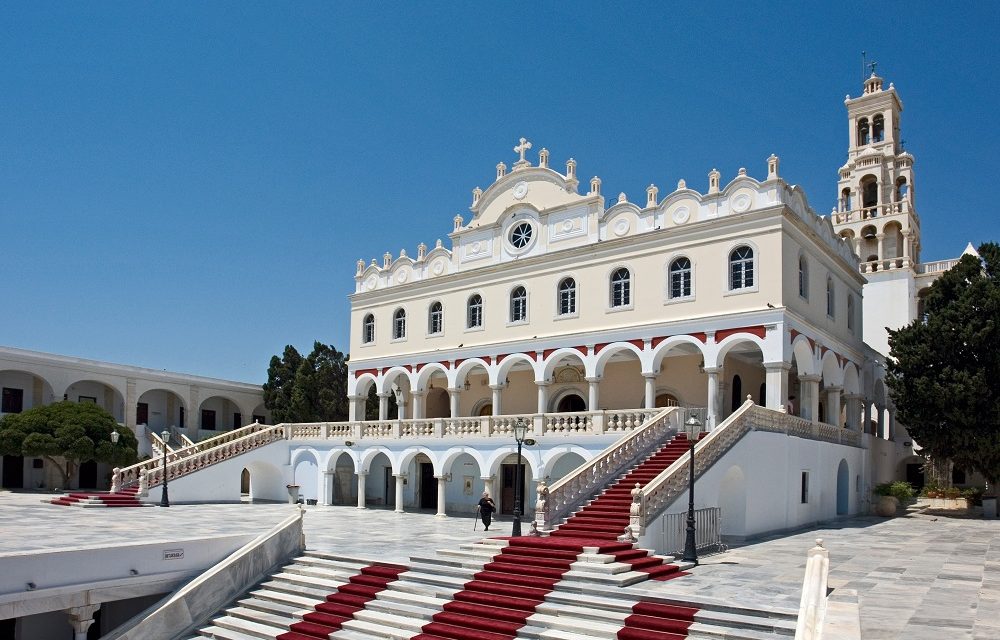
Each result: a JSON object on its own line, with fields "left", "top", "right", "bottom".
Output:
{"left": 477, "top": 492, "right": 496, "bottom": 531}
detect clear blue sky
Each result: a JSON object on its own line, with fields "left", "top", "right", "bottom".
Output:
{"left": 2, "top": 3, "right": 997, "bottom": 383}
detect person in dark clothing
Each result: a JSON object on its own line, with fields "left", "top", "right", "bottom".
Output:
{"left": 477, "top": 492, "right": 496, "bottom": 530}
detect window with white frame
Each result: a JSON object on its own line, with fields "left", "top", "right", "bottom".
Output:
{"left": 510, "top": 286, "right": 527, "bottom": 323}
{"left": 558, "top": 277, "right": 577, "bottom": 315}
{"left": 467, "top": 294, "right": 483, "bottom": 328}
{"left": 826, "top": 277, "right": 835, "bottom": 317}
{"left": 392, "top": 308, "right": 406, "bottom": 339}
{"left": 798, "top": 255, "right": 809, "bottom": 298}
{"left": 669, "top": 257, "right": 692, "bottom": 299}
{"left": 610, "top": 267, "right": 631, "bottom": 308}
{"left": 362, "top": 313, "right": 375, "bottom": 344}
{"left": 428, "top": 301, "right": 443, "bottom": 335}
{"left": 729, "top": 246, "right": 754, "bottom": 290}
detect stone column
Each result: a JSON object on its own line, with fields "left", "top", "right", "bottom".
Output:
{"left": 396, "top": 394, "right": 408, "bottom": 420}
{"left": 585, "top": 377, "right": 600, "bottom": 411}
{"left": 642, "top": 373, "right": 657, "bottom": 409}
{"left": 489, "top": 385, "right": 503, "bottom": 415}
{"left": 436, "top": 476, "right": 448, "bottom": 517}
{"left": 704, "top": 367, "right": 720, "bottom": 429}
{"left": 356, "top": 472, "right": 367, "bottom": 509}
{"left": 763, "top": 362, "right": 791, "bottom": 411}
{"left": 411, "top": 391, "right": 426, "bottom": 420}
{"left": 125, "top": 378, "right": 137, "bottom": 430}
{"left": 876, "top": 406, "right": 886, "bottom": 438}
{"left": 863, "top": 402, "right": 873, "bottom": 433}
{"left": 887, "top": 409, "right": 896, "bottom": 441}
{"left": 447, "top": 388, "right": 461, "bottom": 418}
{"left": 322, "top": 471, "right": 334, "bottom": 506}
{"left": 825, "top": 386, "right": 842, "bottom": 426}
{"left": 876, "top": 233, "right": 886, "bottom": 262}
{"left": 394, "top": 473, "right": 405, "bottom": 513}
{"left": 378, "top": 393, "right": 390, "bottom": 421}
{"left": 536, "top": 381, "right": 550, "bottom": 414}
{"left": 189, "top": 386, "right": 200, "bottom": 430}
{"left": 347, "top": 394, "right": 360, "bottom": 421}
{"left": 482, "top": 475, "right": 495, "bottom": 500}
{"left": 799, "top": 375, "right": 821, "bottom": 422}
{"left": 844, "top": 395, "right": 861, "bottom": 430}
{"left": 67, "top": 604, "right": 100, "bottom": 640}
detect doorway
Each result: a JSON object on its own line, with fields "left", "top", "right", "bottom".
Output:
{"left": 500, "top": 463, "right": 526, "bottom": 515}
{"left": 556, "top": 393, "right": 586, "bottom": 412}
{"left": 136, "top": 402, "right": 149, "bottom": 426}
{"left": 384, "top": 467, "right": 395, "bottom": 507}
{"left": 419, "top": 462, "right": 436, "bottom": 509}
{"left": 241, "top": 468, "right": 250, "bottom": 494}
{"left": 79, "top": 460, "right": 98, "bottom": 488}
{"left": 1, "top": 455, "right": 23, "bottom": 489}
{"left": 906, "top": 463, "right": 925, "bottom": 491}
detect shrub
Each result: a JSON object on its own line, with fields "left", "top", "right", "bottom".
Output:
{"left": 962, "top": 487, "right": 985, "bottom": 506}
{"left": 874, "top": 481, "right": 915, "bottom": 500}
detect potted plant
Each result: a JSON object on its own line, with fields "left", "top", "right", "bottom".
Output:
{"left": 286, "top": 484, "right": 300, "bottom": 504}
{"left": 873, "top": 481, "right": 914, "bottom": 516}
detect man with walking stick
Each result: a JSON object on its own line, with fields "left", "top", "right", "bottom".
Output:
{"left": 477, "top": 492, "right": 496, "bottom": 531}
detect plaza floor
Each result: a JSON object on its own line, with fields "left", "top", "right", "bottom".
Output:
{"left": 0, "top": 491, "right": 995, "bottom": 639}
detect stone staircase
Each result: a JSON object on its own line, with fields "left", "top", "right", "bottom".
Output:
{"left": 48, "top": 486, "right": 149, "bottom": 507}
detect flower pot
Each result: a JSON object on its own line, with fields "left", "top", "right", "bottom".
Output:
{"left": 287, "top": 486, "right": 300, "bottom": 504}
{"left": 875, "top": 495, "right": 899, "bottom": 517}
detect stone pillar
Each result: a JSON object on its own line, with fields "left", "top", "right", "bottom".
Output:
{"left": 876, "top": 233, "right": 886, "bottom": 262}
{"left": 482, "top": 475, "right": 495, "bottom": 500}
{"left": 887, "top": 409, "right": 896, "bottom": 441}
{"left": 825, "top": 386, "right": 842, "bottom": 426}
{"left": 489, "top": 385, "right": 503, "bottom": 416}
{"left": 322, "top": 471, "right": 334, "bottom": 506}
{"left": 642, "top": 373, "right": 657, "bottom": 409}
{"left": 378, "top": 393, "right": 390, "bottom": 421}
{"left": 411, "top": 391, "right": 426, "bottom": 420}
{"left": 799, "top": 375, "right": 821, "bottom": 422}
{"left": 67, "top": 604, "right": 100, "bottom": 640}
{"left": 763, "top": 362, "right": 791, "bottom": 411}
{"left": 189, "top": 386, "right": 200, "bottom": 430}
{"left": 394, "top": 473, "right": 405, "bottom": 513}
{"left": 876, "top": 406, "right": 886, "bottom": 438}
{"left": 356, "top": 472, "right": 367, "bottom": 509}
{"left": 447, "top": 388, "right": 461, "bottom": 418}
{"left": 704, "top": 367, "right": 720, "bottom": 429}
{"left": 436, "top": 476, "right": 448, "bottom": 517}
{"left": 125, "top": 378, "right": 137, "bottom": 430}
{"left": 844, "top": 395, "right": 861, "bottom": 430}
{"left": 536, "top": 381, "right": 550, "bottom": 414}
{"left": 396, "top": 394, "right": 407, "bottom": 420}
{"left": 585, "top": 377, "right": 600, "bottom": 411}
{"left": 863, "top": 402, "right": 873, "bottom": 433}
{"left": 348, "top": 394, "right": 360, "bottom": 421}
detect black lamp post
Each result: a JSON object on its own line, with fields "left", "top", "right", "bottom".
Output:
{"left": 160, "top": 429, "right": 171, "bottom": 507}
{"left": 682, "top": 414, "right": 701, "bottom": 565}
{"left": 511, "top": 417, "right": 528, "bottom": 537}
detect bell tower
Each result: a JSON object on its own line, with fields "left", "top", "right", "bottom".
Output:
{"left": 831, "top": 70, "right": 922, "bottom": 357}
{"left": 831, "top": 70, "right": 919, "bottom": 270}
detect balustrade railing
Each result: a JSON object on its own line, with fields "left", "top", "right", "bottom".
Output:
{"left": 533, "top": 407, "right": 680, "bottom": 531}
{"left": 660, "top": 507, "right": 723, "bottom": 556}
{"left": 832, "top": 200, "right": 911, "bottom": 224}
{"left": 627, "top": 402, "right": 864, "bottom": 537}
{"left": 915, "top": 258, "right": 959, "bottom": 275}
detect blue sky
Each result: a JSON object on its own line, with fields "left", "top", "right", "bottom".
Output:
{"left": 2, "top": 3, "right": 997, "bottom": 383}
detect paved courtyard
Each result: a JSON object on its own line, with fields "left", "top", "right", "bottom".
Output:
{"left": 0, "top": 491, "right": 995, "bottom": 639}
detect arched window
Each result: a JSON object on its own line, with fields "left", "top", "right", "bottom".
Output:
{"left": 729, "top": 246, "right": 754, "bottom": 290}
{"left": 610, "top": 268, "right": 631, "bottom": 308}
{"left": 362, "top": 314, "right": 375, "bottom": 344}
{"left": 467, "top": 294, "right": 483, "bottom": 329}
{"left": 872, "top": 114, "right": 885, "bottom": 142}
{"left": 558, "top": 277, "right": 576, "bottom": 315}
{"left": 857, "top": 117, "right": 870, "bottom": 146}
{"left": 826, "top": 277, "right": 835, "bottom": 317}
{"left": 798, "top": 255, "right": 809, "bottom": 299}
{"left": 731, "top": 375, "right": 742, "bottom": 413}
{"left": 392, "top": 308, "right": 406, "bottom": 340}
{"left": 847, "top": 295, "right": 855, "bottom": 332}
{"left": 510, "top": 286, "right": 527, "bottom": 323}
{"left": 669, "top": 257, "right": 692, "bottom": 299}
{"left": 428, "top": 301, "right": 443, "bottom": 335}
{"left": 840, "top": 187, "right": 851, "bottom": 212}
{"left": 861, "top": 176, "right": 878, "bottom": 211}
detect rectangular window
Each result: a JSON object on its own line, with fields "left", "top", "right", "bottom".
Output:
{"left": 78, "top": 396, "right": 97, "bottom": 404}
{"left": 253, "top": 414, "right": 266, "bottom": 424}
{"left": 800, "top": 471, "right": 810, "bottom": 504}
{"left": 1, "top": 387, "right": 23, "bottom": 414}
{"left": 233, "top": 412, "right": 242, "bottom": 428}
{"left": 201, "top": 409, "right": 216, "bottom": 430}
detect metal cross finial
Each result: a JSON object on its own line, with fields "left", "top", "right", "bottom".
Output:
{"left": 514, "top": 137, "right": 532, "bottom": 163}
{"left": 868, "top": 60, "right": 878, "bottom": 76}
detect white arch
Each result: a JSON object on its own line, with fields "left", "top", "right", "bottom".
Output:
{"left": 453, "top": 358, "right": 492, "bottom": 389}
{"left": 484, "top": 446, "right": 541, "bottom": 480}
{"left": 495, "top": 353, "right": 539, "bottom": 386}
{"left": 290, "top": 447, "right": 320, "bottom": 468}
{"left": 713, "top": 333, "right": 766, "bottom": 369}
{"left": 539, "top": 445, "right": 593, "bottom": 478}
{"left": 323, "top": 449, "right": 359, "bottom": 472}
{"left": 541, "top": 348, "right": 589, "bottom": 381}
{"left": 397, "top": 446, "right": 440, "bottom": 475}
{"left": 360, "top": 448, "right": 395, "bottom": 475}
{"left": 649, "top": 335, "right": 708, "bottom": 373}
{"left": 593, "top": 342, "right": 646, "bottom": 378}
{"left": 439, "top": 446, "right": 487, "bottom": 477}
{"left": 377, "top": 366, "right": 413, "bottom": 395}
{"left": 821, "top": 351, "right": 843, "bottom": 387}
{"left": 790, "top": 335, "right": 817, "bottom": 376}
{"left": 414, "top": 362, "right": 449, "bottom": 391}
{"left": 350, "top": 373, "right": 377, "bottom": 397}
{"left": 842, "top": 363, "right": 861, "bottom": 396}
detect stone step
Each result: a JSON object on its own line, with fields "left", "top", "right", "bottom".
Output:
{"left": 270, "top": 570, "right": 350, "bottom": 592}
{"left": 260, "top": 577, "right": 335, "bottom": 601}
{"left": 342, "top": 611, "right": 425, "bottom": 637}
{"left": 195, "top": 624, "right": 263, "bottom": 640}
{"left": 209, "top": 613, "right": 290, "bottom": 640}
{"left": 224, "top": 604, "right": 297, "bottom": 630}
{"left": 236, "top": 595, "right": 311, "bottom": 619}
{"left": 249, "top": 586, "right": 326, "bottom": 609}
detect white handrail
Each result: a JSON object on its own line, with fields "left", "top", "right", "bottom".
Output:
{"left": 794, "top": 539, "right": 830, "bottom": 640}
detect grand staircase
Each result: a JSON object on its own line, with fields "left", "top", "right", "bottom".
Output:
{"left": 48, "top": 486, "right": 148, "bottom": 507}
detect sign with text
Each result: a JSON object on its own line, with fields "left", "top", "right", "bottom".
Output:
{"left": 162, "top": 548, "right": 184, "bottom": 560}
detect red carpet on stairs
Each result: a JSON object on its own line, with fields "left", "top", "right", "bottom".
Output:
{"left": 275, "top": 562, "right": 407, "bottom": 640}
{"left": 50, "top": 487, "right": 144, "bottom": 507}
{"left": 615, "top": 600, "right": 699, "bottom": 639}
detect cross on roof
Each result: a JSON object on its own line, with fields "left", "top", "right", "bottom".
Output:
{"left": 868, "top": 60, "right": 878, "bottom": 76}
{"left": 514, "top": 137, "right": 532, "bottom": 163}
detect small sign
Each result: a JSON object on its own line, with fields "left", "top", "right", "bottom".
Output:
{"left": 163, "top": 549, "right": 184, "bottom": 560}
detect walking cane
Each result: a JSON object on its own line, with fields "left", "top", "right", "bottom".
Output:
{"left": 474, "top": 504, "right": 480, "bottom": 531}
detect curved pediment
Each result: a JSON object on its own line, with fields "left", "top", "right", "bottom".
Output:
{"left": 469, "top": 167, "right": 589, "bottom": 228}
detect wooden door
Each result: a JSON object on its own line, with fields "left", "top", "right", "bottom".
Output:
{"left": 136, "top": 402, "right": 149, "bottom": 425}
{"left": 500, "top": 463, "right": 525, "bottom": 515}
{"left": 419, "top": 462, "right": 436, "bottom": 509}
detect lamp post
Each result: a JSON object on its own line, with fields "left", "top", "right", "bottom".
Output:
{"left": 160, "top": 429, "right": 170, "bottom": 508}
{"left": 683, "top": 414, "right": 702, "bottom": 565}
{"left": 110, "top": 429, "right": 120, "bottom": 445}
{"left": 511, "top": 417, "right": 528, "bottom": 537}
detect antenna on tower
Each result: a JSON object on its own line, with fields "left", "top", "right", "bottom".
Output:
{"left": 861, "top": 51, "right": 866, "bottom": 84}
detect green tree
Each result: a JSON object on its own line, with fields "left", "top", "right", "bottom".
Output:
{"left": 263, "top": 342, "right": 350, "bottom": 422}
{"left": 0, "top": 401, "right": 139, "bottom": 488}
{"left": 887, "top": 242, "right": 1000, "bottom": 488}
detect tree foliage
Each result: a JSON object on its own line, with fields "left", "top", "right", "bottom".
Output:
{"left": 263, "top": 342, "right": 349, "bottom": 423}
{"left": 0, "top": 401, "right": 139, "bottom": 486}
{"left": 887, "top": 243, "right": 1000, "bottom": 487}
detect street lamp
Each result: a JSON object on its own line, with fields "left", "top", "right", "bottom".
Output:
{"left": 160, "top": 429, "right": 171, "bottom": 508}
{"left": 511, "top": 417, "right": 529, "bottom": 537}
{"left": 110, "top": 430, "right": 120, "bottom": 444}
{"left": 683, "top": 413, "right": 702, "bottom": 565}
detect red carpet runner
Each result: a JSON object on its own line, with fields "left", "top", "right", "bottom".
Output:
{"left": 616, "top": 600, "right": 699, "bottom": 640}
{"left": 50, "top": 487, "right": 144, "bottom": 507}
{"left": 275, "top": 562, "right": 407, "bottom": 640}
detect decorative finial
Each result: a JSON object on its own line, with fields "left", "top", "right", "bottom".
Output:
{"left": 399, "top": 248, "right": 407, "bottom": 259}
{"left": 382, "top": 252, "right": 392, "bottom": 268}
{"left": 589, "top": 176, "right": 602, "bottom": 196}
{"left": 496, "top": 162, "right": 507, "bottom": 180}
{"left": 356, "top": 259, "right": 365, "bottom": 275}
{"left": 453, "top": 215, "right": 463, "bottom": 232}
{"left": 646, "top": 184, "right": 658, "bottom": 207}
{"left": 435, "top": 238, "right": 443, "bottom": 248}
{"left": 677, "top": 178, "right": 686, "bottom": 190}
{"left": 708, "top": 168, "right": 721, "bottom": 194}
{"left": 738, "top": 167, "right": 747, "bottom": 176}
{"left": 617, "top": 192, "right": 627, "bottom": 204}
{"left": 472, "top": 186, "right": 483, "bottom": 207}
{"left": 538, "top": 147, "right": 549, "bottom": 168}
{"left": 513, "top": 137, "right": 532, "bottom": 169}
{"left": 767, "top": 154, "right": 780, "bottom": 180}
{"left": 417, "top": 243, "right": 427, "bottom": 260}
